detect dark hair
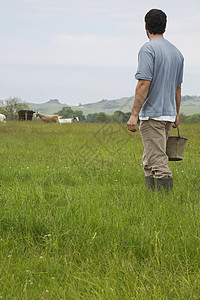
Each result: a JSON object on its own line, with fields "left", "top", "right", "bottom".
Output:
{"left": 145, "top": 9, "right": 167, "bottom": 34}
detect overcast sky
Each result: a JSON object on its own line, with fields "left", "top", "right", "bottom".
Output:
{"left": 0, "top": 0, "right": 200, "bottom": 105}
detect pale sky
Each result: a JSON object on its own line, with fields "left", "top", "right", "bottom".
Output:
{"left": 0, "top": 0, "right": 200, "bottom": 105}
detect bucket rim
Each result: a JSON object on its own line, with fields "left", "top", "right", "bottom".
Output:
{"left": 168, "top": 136, "right": 188, "bottom": 141}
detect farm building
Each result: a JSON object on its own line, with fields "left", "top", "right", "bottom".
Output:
{"left": 18, "top": 110, "right": 35, "bottom": 121}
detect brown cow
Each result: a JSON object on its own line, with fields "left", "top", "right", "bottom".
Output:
{"left": 18, "top": 110, "right": 35, "bottom": 121}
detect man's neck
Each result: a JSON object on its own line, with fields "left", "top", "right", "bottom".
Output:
{"left": 149, "top": 33, "right": 164, "bottom": 41}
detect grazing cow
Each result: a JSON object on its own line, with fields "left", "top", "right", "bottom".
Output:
{"left": 18, "top": 110, "right": 35, "bottom": 121}
{"left": 36, "top": 112, "right": 60, "bottom": 123}
{"left": 0, "top": 113, "right": 6, "bottom": 123}
{"left": 58, "top": 117, "right": 80, "bottom": 123}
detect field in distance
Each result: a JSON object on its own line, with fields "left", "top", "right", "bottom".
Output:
{"left": 0, "top": 121, "right": 199, "bottom": 298}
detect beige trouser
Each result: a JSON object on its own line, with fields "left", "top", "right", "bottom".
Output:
{"left": 139, "top": 119, "right": 173, "bottom": 179}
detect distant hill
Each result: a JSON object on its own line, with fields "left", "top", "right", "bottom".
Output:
{"left": 28, "top": 99, "right": 66, "bottom": 115}
{"left": 28, "top": 96, "right": 200, "bottom": 116}
{"left": 71, "top": 97, "right": 134, "bottom": 115}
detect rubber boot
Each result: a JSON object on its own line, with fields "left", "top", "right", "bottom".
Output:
{"left": 145, "top": 176, "right": 155, "bottom": 190}
{"left": 156, "top": 177, "right": 173, "bottom": 192}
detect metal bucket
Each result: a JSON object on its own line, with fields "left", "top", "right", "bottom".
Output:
{"left": 166, "top": 125, "right": 188, "bottom": 161}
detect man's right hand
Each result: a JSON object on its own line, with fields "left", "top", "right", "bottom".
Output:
{"left": 127, "top": 114, "right": 139, "bottom": 132}
{"left": 173, "top": 115, "right": 179, "bottom": 128}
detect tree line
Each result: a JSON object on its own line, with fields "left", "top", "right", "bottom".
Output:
{"left": 1, "top": 97, "right": 200, "bottom": 123}
{"left": 179, "top": 113, "right": 200, "bottom": 123}
{"left": 57, "top": 106, "right": 200, "bottom": 123}
{"left": 0, "top": 97, "right": 29, "bottom": 120}
{"left": 85, "top": 111, "right": 200, "bottom": 123}
{"left": 56, "top": 106, "right": 131, "bottom": 123}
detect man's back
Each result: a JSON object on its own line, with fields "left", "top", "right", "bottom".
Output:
{"left": 135, "top": 37, "right": 184, "bottom": 117}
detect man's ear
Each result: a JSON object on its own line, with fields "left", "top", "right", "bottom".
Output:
{"left": 145, "top": 22, "right": 147, "bottom": 30}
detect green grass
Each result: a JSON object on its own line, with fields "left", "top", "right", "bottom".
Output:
{"left": 0, "top": 121, "right": 200, "bottom": 299}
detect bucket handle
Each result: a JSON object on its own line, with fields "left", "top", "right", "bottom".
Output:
{"left": 174, "top": 123, "right": 180, "bottom": 138}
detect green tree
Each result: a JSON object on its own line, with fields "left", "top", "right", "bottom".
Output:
{"left": 73, "top": 110, "right": 85, "bottom": 121}
{"left": 179, "top": 113, "right": 187, "bottom": 123}
{"left": 110, "top": 111, "right": 131, "bottom": 123}
{"left": 186, "top": 114, "right": 200, "bottom": 123}
{"left": 56, "top": 107, "right": 74, "bottom": 118}
{"left": 0, "top": 100, "right": 4, "bottom": 113}
{"left": 86, "top": 113, "right": 98, "bottom": 123}
{"left": 96, "top": 112, "right": 109, "bottom": 123}
{"left": 86, "top": 111, "right": 131, "bottom": 123}
{"left": 0, "top": 97, "right": 29, "bottom": 120}
{"left": 112, "top": 110, "right": 129, "bottom": 123}
{"left": 124, "top": 112, "right": 131, "bottom": 122}
{"left": 56, "top": 107, "right": 85, "bottom": 121}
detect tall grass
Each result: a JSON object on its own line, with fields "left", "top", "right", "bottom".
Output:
{"left": 0, "top": 121, "right": 199, "bottom": 299}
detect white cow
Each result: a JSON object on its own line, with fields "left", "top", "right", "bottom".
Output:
{"left": 0, "top": 114, "right": 6, "bottom": 123}
{"left": 59, "top": 117, "right": 79, "bottom": 124}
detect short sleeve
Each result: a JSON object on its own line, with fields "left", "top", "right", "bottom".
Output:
{"left": 135, "top": 50, "right": 154, "bottom": 81}
{"left": 177, "top": 58, "right": 184, "bottom": 84}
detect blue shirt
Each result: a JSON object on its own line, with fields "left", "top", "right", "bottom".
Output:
{"left": 135, "top": 38, "right": 184, "bottom": 118}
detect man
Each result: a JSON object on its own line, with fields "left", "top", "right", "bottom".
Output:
{"left": 127, "top": 9, "right": 184, "bottom": 191}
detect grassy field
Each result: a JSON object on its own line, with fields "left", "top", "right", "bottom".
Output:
{"left": 0, "top": 121, "right": 199, "bottom": 299}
